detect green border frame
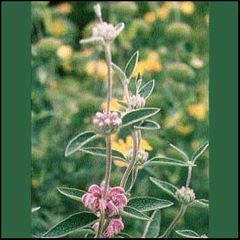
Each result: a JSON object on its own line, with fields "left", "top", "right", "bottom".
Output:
{"left": 2, "top": 2, "right": 31, "bottom": 238}
{"left": 1, "top": 1, "right": 238, "bottom": 238}
{"left": 209, "top": 2, "right": 238, "bottom": 238}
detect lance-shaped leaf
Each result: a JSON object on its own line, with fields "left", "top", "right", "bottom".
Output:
{"left": 143, "top": 210, "right": 161, "bottom": 238}
{"left": 139, "top": 80, "right": 155, "bottom": 99}
{"left": 191, "top": 142, "right": 209, "bottom": 163}
{"left": 65, "top": 131, "right": 99, "bottom": 157}
{"left": 146, "top": 156, "right": 193, "bottom": 167}
{"left": 80, "top": 147, "right": 126, "bottom": 161}
{"left": 121, "top": 108, "right": 160, "bottom": 128}
{"left": 134, "top": 120, "right": 160, "bottom": 130}
{"left": 169, "top": 143, "right": 189, "bottom": 161}
{"left": 57, "top": 187, "right": 86, "bottom": 201}
{"left": 128, "top": 197, "right": 173, "bottom": 212}
{"left": 125, "top": 51, "right": 139, "bottom": 80}
{"left": 117, "top": 232, "right": 133, "bottom": 238}
{"left": 32, "top": 207, "right": 40, "bottom": 213}
{"left": 42, "top": 212, "right": 97, "bottom": 238}
{"left": 80, "top": 36, "right": 104, "bottom": 45}
{"left": 175, "top": 230, "right": 201, "bottom": 238}
{"left": 112, "top": 63, "right": 126, "bottom": 81}
{"left": 191, "top": 199, "right": 209, "bottom": 208}
{"left": 150, "top": 177, "right": 178, "bottom": 199}
{"left": 121, "top": 206, "right": 149, "bottom": 221}
{"left": 114, "top": 22, "right": 125, "bottom": 38}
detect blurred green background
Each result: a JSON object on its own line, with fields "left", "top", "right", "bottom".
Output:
{"left": 31, "top": 1, "right": 209, "bottom": 238}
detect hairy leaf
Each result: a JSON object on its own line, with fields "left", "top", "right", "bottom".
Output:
{"left": 112, "top": 63, "right": 126, "bottom": 81}
{"left": 146, "top": 156, "right": 191, "bottom": 167}
{"left": 175, "top": 229, "right": 200, "bottom": 238}
{"left": 125, "top": 51, "right": 139, "bottom": 79}
{"left": 144, "top": 210, "right": 161, "bottom": 238}
{"left": 57, "top": 187, "right": 86, "bottom": 201}
{"left": 191, "top": 199, "right": 209, "bottom": 208}
{"left": 134, "top": 120, "right": 160, "bottom": 130}
{"left": 191, "top": 142, "right": 209, "bottom": 163}
{"left": 42, "top": 212, "right": 97, "bottom": 238}
{"left": 121, "top": 206, "right": 149, "bottom": 221}
{"left": 139, "top": 80, "right": 155, "bottom": 99}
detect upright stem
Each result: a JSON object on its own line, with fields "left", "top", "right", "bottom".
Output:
{"left": 186, "top": 166, "right": 193, "bottom": 188}
{"left": 104, "top": 43, "right": 112, "bottom": 115}
{"left": 96, "top": 43, "right": 113, "bottom": 238}
{"left": 120, "top": 130, "right": 138, "bottom": 188}
{"left": 160, "top": 205, "right": 187, "bottom": 238}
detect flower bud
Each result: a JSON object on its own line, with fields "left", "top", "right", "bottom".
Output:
{"left": 127, "top": 149, "right": 149, "bottom": 165}
{"left": 93, "top": 111, "right": 122, "bottom": 135}
{"left": 175, "top": 186, "right": 196, "bottom": 205}
{"left": 94, "top": 3, "right": 102, "bottom": 20}
{"left": 129, "top": 94, "right": 145, "bottom": 108}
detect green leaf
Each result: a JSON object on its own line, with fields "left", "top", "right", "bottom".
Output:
{"left": 128, "top": 197, "right": 173, "bottom": 212}
{"left": 117, "top": 232, "right": 133, "bottom": 238}
{"left": 169, "top": 143, "right": 189, "bottom": 161}
{"left": 112, "top": 63, "right": 126, "bottom": 81}
{"left": 146, "top": 156, "right": 192, "bottom": 167}
{"left": 80, "top": 147, "right": 126, "bottom": 161}
{"left": 42, "top": 212, "right": 97, "bottom": 238}
{"left": 121, "top": 206, "right": 149, "bottom": 221}
{"left": 191, "top": 141, "right": 209, "bottom": 163}
{"left": 150, "top": 177, "right": 178, "bottom": 199}
{"left": 57, "top": 187, "right": 86, "bottom": 201}
{"left": 144, "top": 210, "right": 161, "bottom": 238}
{"left": 134, "top": 120, "right": 160, "bottom": 130}
{"left": 175, "top": 230, "right": 200, "bottom": 238}
{"left": 139, "top": 80, "right": 155, "bottom": 99}
{"left": 121, "top": 108, "right": 160, "bottom": 128}
{"left": 65, "top": 131, "right": 99, "bottom": 157}
{"left": 125, "top": 51, "right": 139, "bottom": 79}
{"left": 32, "top": 207, "right": 40, "bottom": 213}
{"left": 191, "top": 199, "right": 209, "bottom": 208}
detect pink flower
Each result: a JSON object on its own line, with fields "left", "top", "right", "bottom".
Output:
{"left": 104, "top": 218, "right": 124, "bottom": 238}
{"left": 81, "top": 184, "right": 128, "bottom": 216}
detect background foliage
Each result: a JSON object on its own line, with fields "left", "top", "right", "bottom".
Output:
{"left": 31, "top": 1, "right": 209, "bottom": 238}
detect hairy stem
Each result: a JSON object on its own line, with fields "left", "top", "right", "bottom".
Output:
{"left": 120, "top": 130, "right": 138, "bottom": 188}
{"left": 96, "top": 43, "right": 113, "bottom": 238}
{"left": 160, "top": 204, "right": 187, "bottom": 238}
{"left": 186, "top": 166, "right": 193, "bottom": 187}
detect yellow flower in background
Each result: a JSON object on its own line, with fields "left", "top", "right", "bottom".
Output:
{"left": 157, "top": 6, "right": 170, "bottom": 20}
{"left": 114, "top": 160, "right": 129, "bottom": 168}
{"left": 191, "top": 140, "right": 201, "bottom": 150}
{"left": 165, "top": 112, "right": 183, "bottom": 128}
{"left": 50, "top": 19, "right": 67, "bottom": 37}
{"left": 176, "top": 124, "right": 194, "bottom": 135}
{"left": 85, "top": 60, "right": 108, "bottom": 80}
{"left": 57, "top": 2, "right": 72, "bottom": 14}
{"left": 134, "top": 51, "right": 162, "bottom": 76}
{"left": 179, "top": 2, "right": 195, "bottom": 16}
{"left": 187, "top": 102, "right": 208, "bottom": 121}
{"left": 101, "top": 99, "right": 123, "bottom": 111}
{"left": 81, "top": 48, "right": 93, "bottom": 57}
{"left": 57, "top": 45, "right": 73, "bottom": 60}
{"left": 144, "top": 12, "right": 156, "bottom": 24}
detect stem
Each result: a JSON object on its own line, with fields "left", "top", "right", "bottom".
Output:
{"left": 104, "top": 43, "right": 113, "bottom": 115}
{"left": 126, "top": 168, "right": 138, "bottom": 193}
{"left": 96, "top": 43, "right": 113, "bottom": 238}
{"left": 186, "top": 166, "right": 193, "bottom": 188}
{"left": 142, "top": 213, "right": 154, "bottom": 238}
{"left": 120, "top": 130, "right": 138, "bottom": 188}
{"left": 160, "top": 205, "right": 187, "bottom": 238}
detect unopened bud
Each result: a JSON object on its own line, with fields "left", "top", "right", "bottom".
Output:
{"left": 175, "top": 186, "right": 195, "bottom": 205}
{"left": 129, "top": 94, "right": 145, "bottom": 108}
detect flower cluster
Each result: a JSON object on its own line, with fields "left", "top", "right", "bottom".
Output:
{"left": 92, "top": 22, "right": 117, "bottom": 43}
{"left": 175, "top": 186, "right": 196, "bottom": 205}
{"left": 93, "top": 111, "right": 122, "bottom": 135}
{"left": 93, "top": 218, "right": 124, "bottom": 238}
{"left": 82, "top": 184, "right": 128, "bottom": 216}
{"left": 127, "top": 148, "right": 149, "bottom": 165}
{"left": 129, "top": 94, "right": 145, "bottom": 108}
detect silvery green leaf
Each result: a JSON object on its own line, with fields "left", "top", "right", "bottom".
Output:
{"left": 146, "top": 156, "right": 191, "bottom": 167}
{"left": 143, "top": 210, "right": 161, "bottom": 238}
{"left": 139, "top": 80, "right": 155, "bottom": 99}
{"left": 134, "top": 120, "right": 160, "bottom": 130}
{"left": 42, "top": 212, "right": 97, "bottom": 238}
{"left": 128, "top": 197, "right": 173, "bottom": 212}
{"left": 125, "top": 51, "right": 139, "bottom": 80}
{"left": 169, "top": 143, "right": 189, "bottom": 161}
{"left": 65, "top": 131, "right": 99, "bottom": 157}
{"left": 121, "top": 206, "right": 149, "bottom": 221}
{"left": 32, "top": 207, "right": 40, "bottom": 213}
{"left": 114, "top": 22, "right": 125, "bottom": 38}
{"left": 191, "top": 199, "right": 209, "bottom": 208}
{"left": 117, "top": 232, "right": 133, "bottom": 238}
{"left": 79, "top": 37, "right": 104, "bottom": 45}
{"left": 121, "top": 108, "right": 160, "bottom": 128}
{"left": 111, "top": 63, "right": 126, "bottom": 81}
{"left": 150, "top": 177, "right": 178, "bottom": 199}
{"left": 80, "top": 147, "right": 126, "bottom": 161}
{"left": 191, "top": 142, "right": 209, "bottom": 163}
{"left": 57, "top": 187, "right": 86, "bottom": 201}
{"left": 175, "top": 230, "right": 200, "bottom": 238}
